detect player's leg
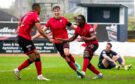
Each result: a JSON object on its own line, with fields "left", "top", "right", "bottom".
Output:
{"left": 34, "top": 51, "right": 50, "bottom": 81}
{"left": 14, "top": 36, "right": 49, "bottom": 80}
{"left": 101, "top": 59, "right": 110, "bottom": 68}
{"left": 63, "top": 42, "right": 81, "bottom": 71}
{"left": 13, "top": 36, "right": 35, "bottom": 80}
{"left": 55, "top": 43, "right": 83, "bottom": 78}
{"left": 14, "top": 52, "right": 36, "bottom": 80}
{"left": 113, "top": 56, "right": 132, "bottom": 70}
{"left": 55, "top": 43, "right": 76, "bottom": 71}
{"left": 82, "top": 44, "right": 102, "bottom": 79}
{"left": 63, "top": 48, "right": 77, "bottom": 71}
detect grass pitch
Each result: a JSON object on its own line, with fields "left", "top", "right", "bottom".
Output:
{"left": 0, "top": 54, "right": 135, "bottom": 84}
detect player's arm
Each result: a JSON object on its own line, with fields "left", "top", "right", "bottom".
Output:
{"left": 81, "top": 26, "right": 96, "bottom": 41}
{"left": 68, "top": 23, "right": 77, "bottom": 30}
{"left": 57, "top": 34, "right": 78, "bottom": 42}
{"left": 16, "top": 20, "right": 22, "bottom": 33}
{"left": 66, "top": 18, "right": 77, "bottom": 30}
{"left": 32, "top": 26, "right": 48, "bottom": 40}
{"left": 35, "top": 23, "right": 50, "bottom": 40}
{"left": 81, "top": 32, "right": 96, "bottom": 41}
{"left": 103, "top": 54, "right": 115, "bottom": 63}
{"left": 67, "top": 34, "right": 78, "bottom": 42}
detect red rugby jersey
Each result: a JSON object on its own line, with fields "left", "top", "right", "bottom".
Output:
{"left": 45, "top": 17, "right": 69, "bottom": 39}
{"left": 75, "top": 23, "right": 98, "bottom": 45}
{"left": 17, "top": 11, "right": 40, "bottom": 40}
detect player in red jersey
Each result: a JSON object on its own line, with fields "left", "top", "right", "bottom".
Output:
{"left": 32, "top": 5, "right": 83, "bottom": 77}
{"left": 58, "top": 15, "right": 103, "bottom": 79}
{"left": 13, "top": 3, "right": 50, "bottom": 81}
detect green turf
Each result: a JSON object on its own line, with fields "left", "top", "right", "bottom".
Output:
{"left": 0, "top": 55, "right": 135, "bottom": 84}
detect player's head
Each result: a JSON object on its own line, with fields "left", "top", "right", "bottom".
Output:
{"left": 106, "top": 43, "right": 112, "bottom": 51}
{"left": 75, "top": 15, "right": 86, "bottom": 28}
{"left": 52, "top": 5, "right": 61, "bottom": 19}
{"left": 32, "top": 3, "right": 41, "bottom": 15}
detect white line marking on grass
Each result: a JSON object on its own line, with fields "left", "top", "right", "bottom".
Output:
{"left": 0, "top": 68, "right": 31, "bottom": 72}
{"left": 0, "top": 66, "right": 59, "bottom": 73}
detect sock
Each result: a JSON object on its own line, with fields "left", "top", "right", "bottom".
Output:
{"left": 18, "top": 59, "right": 33, "bottom": 71}
{"left": 68, "top": 61, "right": 77, "bottom": 71}
{"left": 87, "top": 63, "right": 100, "bottom": 75}
{"left": 82, "top": 58, "right": 90, "bottom": 72}
{"left": 68, "top": 54, "right": 75, "bottom": 63}
{"left": 35, "top": 58, "right": 42, "bottom": 75}
{"left": 117, "top": 57, "right": 123, "bottom": 65}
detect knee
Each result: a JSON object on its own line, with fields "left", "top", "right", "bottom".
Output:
{"left": 29, "top": 57, "right": 37, "bottom": 62}
{"left": 28, "top": 52, "right": 39, "bottom": 62}
{"left": 64, "top": 56, "right": 70, "bottom": 62}
{"left": 35, "top": 51, "right": 40, "bottom": 58}
{"left": 64, "top": 52, "right": 70, "bottom": 56}
{"left": 83, "top": 50, "right": 90, "bottom": 58}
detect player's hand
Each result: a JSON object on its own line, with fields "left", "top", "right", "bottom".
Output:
{"left": 49, "top": 38, "right": 63, "bottom": 44}
{"left": 49, "top": 38, "right": 54, "bottom": 43}
{"left": 76, "top": 38, "right": 83, "bottom": 42}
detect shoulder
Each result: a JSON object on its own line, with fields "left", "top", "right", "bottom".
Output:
{"left": 47, "top": 17, "right": 54, "bottom": 22}
{"left": 74, "top": 26, "right": 80, "bottom": 33}
{"left": 111, "top": 50, "right": 117, "bottom": 54}
{"left": 61, "top": 17, "right": 69, "bottom": 22}
{"left": 61, "top": 17, "right": 67, "bottom": 20}
{"left": 86, "top": 24, "right": 94, "bottom": 32}
{"left": 101, "top": 50, "right": 106, "bottom": 54}
{"left": 31, "top": 11, "right": 38, "bottom": 16}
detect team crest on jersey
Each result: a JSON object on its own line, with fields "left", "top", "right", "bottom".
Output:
{"left": 83, "top": 30, "right": 86, "bottom": 33}
{"left": 89, "top": 28, "right": 94, "bottom": 32}
{"left": 110, "top": 54, "right": 113, "bottom": 57}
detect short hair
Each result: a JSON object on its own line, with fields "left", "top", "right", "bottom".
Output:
{"left": 77, "top": 15, "right": 86, "bottom": 23}
{"left": 107, "top": 43, "right": 112, "bottom": 48}
{"left": 32, "top": 3, "right": 40, "bottom": 10}
{"left": 52, "top": 5, "right": 60, "bottom": 10}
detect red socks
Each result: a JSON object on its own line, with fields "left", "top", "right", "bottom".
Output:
{"left": 82, "top": 58, "right": 100, "bottom": 75}
{"left": 68, "top": 55, "right": 75, "bottom": 63}
{"left": 18, "top": 58, "right": 42, "bottom": 75}
{"left": 68, "top": 62, "right": 77, "bottom": 71}
{"left": 82, "top": 58, "right": 90, "bottom": 72}
{"left": 35, "top": 61, "right": 42, "bottom": 75}
{"left": 18, "top": 59, "right": 32, "bottom": 71}
{"left": 87, "top": 64, "right": 100, "bottom": 75}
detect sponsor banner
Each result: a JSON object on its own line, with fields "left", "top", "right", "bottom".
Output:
{"left": 0, "top": 40, "right": 57, "bottom": 54}
{"left": 0, "top": 22, "right": 118, "bottom": 54}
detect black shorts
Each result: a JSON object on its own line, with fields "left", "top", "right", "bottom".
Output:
{"left": 98, "top": 63, "right": 106, "bottom": 69}
{"left": 84, "top": 44, "right": 98, "bottom": 58}
{"left": 54, "top": 42, "right": 69, "bottom": 56}
{"left": 17, "top": 36, "right": 36, "bottom": 55}
{"left": 98, "top": 61, "right": 116, "bottom": 69}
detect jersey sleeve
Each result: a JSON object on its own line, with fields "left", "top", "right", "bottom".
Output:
{"left": 65, "top": 18, "right": 72, "bottom": 27}
{"left": 74, "top": 28, "right": 79, "bottom": 35}
{"left": 89, "top": 27, "right": 95, "bottom": 34}
{"left": 112, "top": 51, "right": 117, "bottom": 56}
{"left": 101, "top": 50, "right": 107, "bottom": 57}
{"left": 33, "top": 14, "right": 40, "bottom": 23}
{"left": 45, "top": 19, "right": 51, "bottom": 27}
